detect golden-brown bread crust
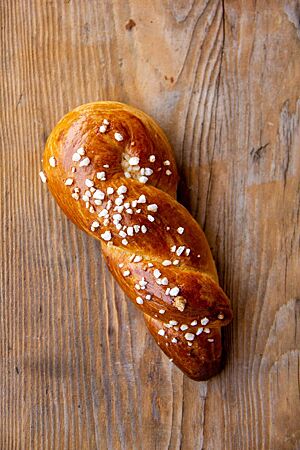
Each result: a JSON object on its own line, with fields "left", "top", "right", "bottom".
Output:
{"left": 41, "top": 101, "right": 232, "bottom": 381}
{"left": 144, "top": 315, "right": 223, "bottom": 381}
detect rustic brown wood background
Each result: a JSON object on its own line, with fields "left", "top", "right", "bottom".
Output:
{"left": 1, "top": 1, "right": 299, "bottom": 449}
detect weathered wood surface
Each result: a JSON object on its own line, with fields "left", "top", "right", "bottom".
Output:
{"left": 1, "top": 1, "right": 299, "bottom": 449}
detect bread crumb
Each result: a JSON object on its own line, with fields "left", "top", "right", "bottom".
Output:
{"left": 125, "top": 19, "right": 136, "bottom": 31}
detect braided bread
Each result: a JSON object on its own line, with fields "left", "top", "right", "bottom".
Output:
{"left": 40, "top": 101, "right": 232, "bottom": 381}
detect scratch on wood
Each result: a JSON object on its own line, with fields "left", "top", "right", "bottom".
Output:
{"left": 250, "top": 143, "right": 270, "bottom": 161}
{"left": 16, "top": 92, "right": 23, "bottom": 107}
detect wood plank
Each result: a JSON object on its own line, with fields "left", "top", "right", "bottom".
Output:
{"left": 0, "top": 0, "right": 299, "bottom": 448}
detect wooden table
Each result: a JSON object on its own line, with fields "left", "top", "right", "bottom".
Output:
{"left": 1, "top": 1, "right": 299, "bottom": 449}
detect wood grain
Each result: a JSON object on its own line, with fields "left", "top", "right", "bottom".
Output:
{"left": 0, "top": 0, "right": 299, "bottom": 449}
